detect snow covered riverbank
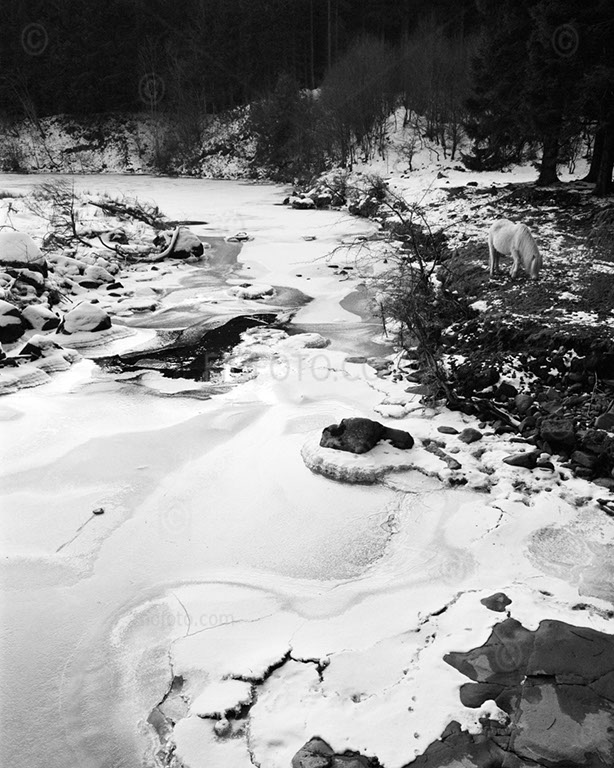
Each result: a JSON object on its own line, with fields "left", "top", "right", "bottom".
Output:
{"left": 1, "top": 176, "right": 612, "bottom": 768}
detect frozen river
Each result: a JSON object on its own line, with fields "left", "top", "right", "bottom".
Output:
{"left": 0, "top": 175, "right": 422, "bottom": 767}
{"left": 2, "top": 175, "right": 609, "bottom": 768}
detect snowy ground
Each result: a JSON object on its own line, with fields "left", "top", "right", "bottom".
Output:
{"left": 1, "top": 174, "right": 613, "bottom": 768}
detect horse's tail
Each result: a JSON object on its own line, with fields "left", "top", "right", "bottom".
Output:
{"left": 488, "top": 227, "right": 496, "bottom": 276}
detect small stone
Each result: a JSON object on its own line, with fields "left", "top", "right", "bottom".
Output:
{"left": 597, "top": 498, "right": 614, "bottom": 515}
{"left": 214, "top": 718, "right": 231, "bottom": 737}
{"left": 514, "top": 394, "right": 534, "bottom": 415}
{"left": 535, "top": 460, "right": 555, "bottom": 471}
{"left": 497, "top": 382, "right": 518, "bottom": 399}
{"left": 437, "top": 425, "right": 459, "bottom": 435}
{"left": 458, "top": 427, "right": 483, "bottom": 444}
{"left": 503, "top": 451, "right": 541, "bottom": 469}
{"left": 366, "top": 357, "right": 392, "bottom": 372}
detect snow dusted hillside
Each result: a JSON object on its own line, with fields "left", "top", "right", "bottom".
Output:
{"left": 0, "top": 110, "right": 255, "bottom": 177}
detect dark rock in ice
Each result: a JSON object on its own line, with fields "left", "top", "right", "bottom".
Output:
{"left": 320, "top": 418, "right": 414, "bottom": 455}
{"left": 415, "top": 617, "right": 614, "bottom": 768}
{"left": 459, "top": 681, "right": 505, "bottom": 708}
{"left": 480, "top": 592, "right": 512, "bottom": 613}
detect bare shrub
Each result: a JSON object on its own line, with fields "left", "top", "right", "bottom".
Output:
{"left": 370, "top": 199, "right": 473, "bottom": 399}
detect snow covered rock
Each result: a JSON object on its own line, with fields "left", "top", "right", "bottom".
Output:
{"left": 48, "top": 253, "right": 86, "bottom": 276}
{"left": 3, "top": 364, "right": 50, "bottom": 389}
{"left": 290, "top": 196, "right": 316, "bottom": 210}
{"left": 19, "top": 335, "right": 80, "bottom": 372}
{"left": 277, "top": 333, "right": 329, "bottom": 350}
{"left": 83, "top": 264, "right": 114, "bottom": 283}
{"left": 320, "top": 417, "right": 414, "bottom": 454}
{"left": 60, "top": 302, "right": 112, "bottom": 334}
{"left": 0, "top": 300, "right": 26, "bottom": 343}
{"left": 0, "top": 231, "right": 44, "bottom": 267}
{"left": 21, "top": 304, "right": 61, "bottom": 331}
{"left": 228, "top": 283, "right": 275, "bottom": 300}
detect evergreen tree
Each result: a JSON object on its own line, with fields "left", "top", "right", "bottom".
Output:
{"left": 463, "top": 0, "right": 534, "bottom": 171}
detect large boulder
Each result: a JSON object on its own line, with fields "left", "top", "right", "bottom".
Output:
{"left": 0, "top": 300, "right": 26, "bottom": 343}
{"left": 320, "top": 417, "right": 414, "bottom": 454}
{"left": 21, "top": 304, "right": 61, "bottom": 331}
{"left": 60, "top": 302, "right": 112, "bottom": 334}
{"left": 0, "top": 231, "right": 44, "bottom": 268}
{"left": 438, "top": 617, "right": 614, "bottom": 768}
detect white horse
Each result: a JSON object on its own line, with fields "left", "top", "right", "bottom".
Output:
{"left": 488, "top": 219, "right": 542, "bottom": 280}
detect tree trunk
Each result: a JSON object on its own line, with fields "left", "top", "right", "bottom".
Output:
{"left": 327, "top": 0, "right": 332, "bottom": 71}
{"left": 536, "top": 135, "right": 560, "bottom": 185}
{"left": 594, "top": 124, "right": 614, "bottom": 197}
{"left": 583, "top": 126, "right": 605, "bottom": 184}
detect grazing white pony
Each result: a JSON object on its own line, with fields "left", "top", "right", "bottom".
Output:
{"left": 488, "top": 219, "right": 542, "bottom": 280}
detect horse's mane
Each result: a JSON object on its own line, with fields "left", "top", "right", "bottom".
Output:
{"left": 515, "top": 223, "right": 540, "bottom": 258}
{"left": 515, "top": 223, "right": 542, "bottom": 277}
